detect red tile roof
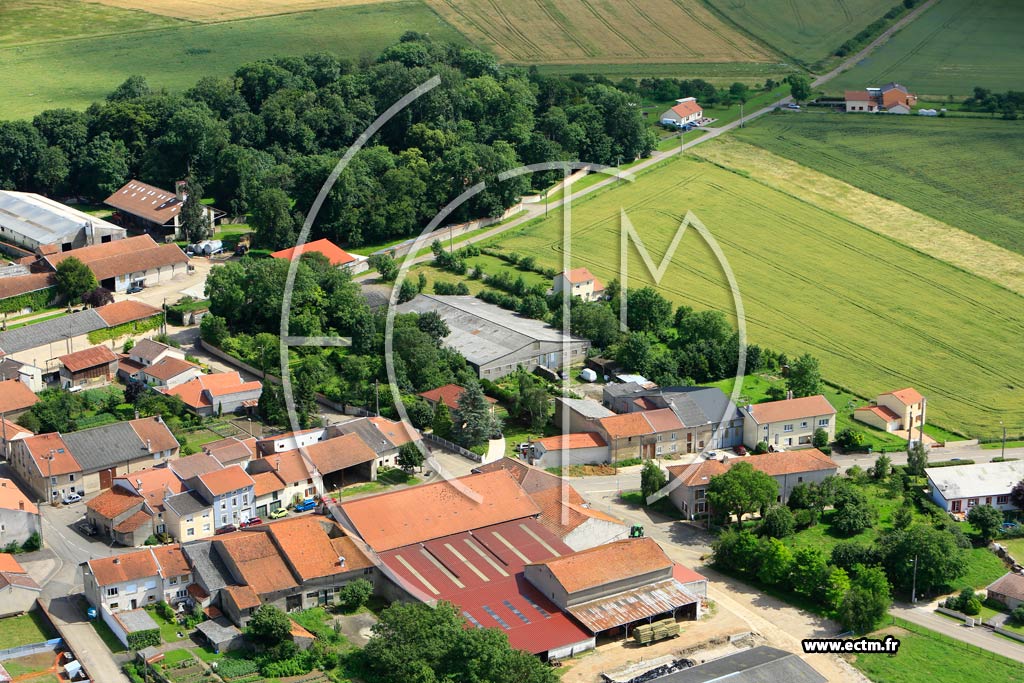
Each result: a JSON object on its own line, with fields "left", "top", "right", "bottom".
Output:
{"left": 598, "top": 412, "right": 654, "bottom": 439}
{"left": 529, "top": 537, "right": 672, "bottom": 594}
{"left": 224, "top": 584, "right": 261, "bottom": 610}
{"left": 104, "top": 180, "right": 220, "bottom": 226}
{"left": 855, "top": 405, "right": 902, "bottom": 422}
{"left": 44, "top": 235, "right": 188, "bottom": 282}
{"left": 341, "top": 470, "right": 541, "bottom": 552}
{"left": 667, "top": 448, "right": 838, "bottom": 487}
{"left": 113, "top": 509, "right": 151, "bottom": 533}
{"left": 88, "top": 548, "right": 159, "bottom": 586}
{"left": 94, "top": 300, "right": 162, "bottom": 327}
{"left": 0, "top": 553, "right": 26, "bottom": 574}
{"left": 161, "top": 371, "right": 262, "bottom": 409}
{"left": 255, "top": 449, "right": 315, "bottom": 485}
{"left": 58, "top": 345, "right": 118, "bottom": 373}
{"left": 560, "top": 267, "right": 603, "bottom": 287}
{"left": 0, "top": 478, "right": 37, "bottom": 514}
{"left": 533, "top": 433, "right": 607, "bottom": 451}
{"left": 214, "top": 533, "right": 297, "bottom": 594}
{"left": 22, "top": 433, "right": 79, "bottom": 476}
{"left": 844, "top": 90, "right": 873, "bottom": 101}
{"left": 251, "top": 471, "right": 285, "bottom": 497}
{"left": 745, "top": 395, "right": 835, "bottom": 424}
{"left": 87, "top": 487, "right": 142, "bottom": 519}
{"left": 117, "top": 467, "right": 185, "bottom": 512}
{"left": 0, "top": 380, "right": 38, "bottom": 414}
{"left": 129, "top": 416, "right": 180, "bottom": 455}
{"left": 304, "top": 433, "right": 377, "bottom": 475}
{"left": 141, "top": 357, "right": 199, "bottom": 382}
{"left": 368, "top": 416, "right": 419, "bottom": 447}
{"left": 197, "top": 466, "right": 254, "bottom": 496}
{"left": 203, "top": 437, "right": 256, "bottom": 465}
{"left": 0, "top": 417, "right": 30, "bottom": 439}
{"left": 271, "top": 238, "right": 359, "bottom": 267}
{"left": 266, "top": 516, "right": 372, "bottom": 581}
{"left": 419, "top": 384, "right": 497, "bottom": 411}
{"left": 641, "top": 407, "right": 685, "bottom": 432}
{"left": 670, "top": 99, "right": 702, "bottom": 118}
{"left": 150, "top": 544, "right": 189, "bottom": 578}
{"left": 0, "top": 272, "right": 54, "bottom": 300}
{"left": 882, "top": 387, "right": 924, "bottom": 405}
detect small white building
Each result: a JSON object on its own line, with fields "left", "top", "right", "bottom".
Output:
{"left": 741, "top": 395, "right": 836, "bottom": 450}
{"left": 552, "top": 267, "right": 605, "bottom": 302}
{"left": 530, "top": 432, "right": 610, "bottom": 468}
{"left": 659, "top": 97, "right": 703, "bottom": 127}
{"left": 926, "top": 459, "right": 1024, "bottom": 514}
{"left": 0, "top": 191, "right": 125, "bottom": 254}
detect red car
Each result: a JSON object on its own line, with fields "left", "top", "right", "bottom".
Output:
{"left": 734, "top": 445, "right": 748, "bottom": 456}
{"left": 239, "top": 517, "right": 263, "bottom": 528}
{"left": 214, "top": 524, "right": 237, "bottom": 535}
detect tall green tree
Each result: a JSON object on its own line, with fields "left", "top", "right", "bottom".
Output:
{"left": 786, "top": 353, "right": 822, "bottom": 398}
{"left": 706, "top": 461, "right": 779, "bottom": 525}
{"left": 641, "top": 460, "right": 667, "bottom": 499}
{"left": 180, "top": 177, "right": 211, "bottom": 243}
{"left": 966, "top": 504, "right": 1003, "bottom": 544}
{"left": 54, "top": 256, "right": 97, "bottom": 304}
{"left": 397, "top": 442, "right": 425, "bottom": 473}
{"left": 877, "top": 524, "right": 967, "bottom": 596}
{"left": 452, "top": 380, "right": 499, "bottom": 447}
{"left": 757, "top": 538, "right": 793, "bottom": 585}
{"left": 73, "top": 133, "right": 129, "bottom": 202}
{"left": 625, "top": 287, "right": 673, "bottom": 334}
{"left": 787, "top": 74, "right": 812, "bottom": 103}
{"left": 790, "top": 546, "right": 829, "bottom": 597}
{"left": 906, "top": 442, "right": 928, "bottom": 476}
{"left": 251, "top": 187, "right": 297, "bottom": 250}
{"left": 839, "top": 564, "right": 891, "bottom": 633}
{"left": 432, "top": 400, "right": 453, "bottom": 440}
{"left": 511, "top": 371, "right": 549, "bottom": 429}
{"left": 246, "top": 605, "right": 291, "bottom": 646}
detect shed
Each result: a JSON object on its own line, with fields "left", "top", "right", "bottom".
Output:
{"left": 196, "top": 618, "right": 246, "bottom": 653}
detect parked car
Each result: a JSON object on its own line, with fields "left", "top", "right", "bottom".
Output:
{"left": 784, "top": 103, "right": 801, "bottom": 110}
{"left": 239, "top": 517, "right": 263, "bottom": 528}
{"left": 703, "top": 450, "right": 719, "bottom": 460}
{"left": 269, "top": 507, "right": 288, "bottom": 519}
{"left": 126, "top": 285, "right": 143, "bottom": 294}
{"left": 214, "top": 524, "right": 237, "bottom": 535}
{"left": 734, "top": 445, "right": 748, "bottom": 456}
{"left": 61, "top": 492, "right": 83, "bottom": 504}
{"left": 294, "top": 498, "right": 317, "bottom": 512}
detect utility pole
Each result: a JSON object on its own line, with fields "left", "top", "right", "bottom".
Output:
{"left": 1001, "top": 421, "right": 1007, "bottom": 460}
{"left": 911, "top": 554, "right": 918, "bottom": 604}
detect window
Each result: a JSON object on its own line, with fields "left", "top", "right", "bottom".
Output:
{"left": 50, "top": 477, "right": 57, "bottom": 486}
{"left": 69, "top": 474, "right": 75, "bottom": 481}
{"left": 696, "top": 501, "right": 706, "bottom": 514}
{"left": 818, "top": 418, "right": 830, "bottom": 427}
{"left": 671, "top": 444, "right": 677, "bottom": 452}
{"left": 110, "top": 602, "right": 119, "bottom": 609}
{"left": 656, "top": 446, "right": 663, "bottom": 455}
{"left": 242, "top": 494, "right": 248, "bottom": 504}
{"left": 187, "top": 529, "right": 195, "bottom": 537}
{"left": 202, "top": 524, "right": 210, "bottom": 532}
{"left": 695, "top": 488, "right": 705, "bottom": 500}
{"left": 363, "top": 568, "right": 373, "bottom": 575}
{"left": 169, "top": 577, "right": 177, "bottom": 585}
{"left": 220, "top": 502, "right": 226, "bottom": 510}
{"left": 967, "top": 498, "right": 978, "bottom": 508}
{"left": 997, "top": 495, "right": 1009, "bottom": 505}
{"left": 107, "top": 587, "right": 119, "bottom": 597}
{"left": 797, "top": 476, "right": 803, "bottom": 483}
{"left": 783, "top": 424, "right": 794, "bottom": 432}
{"left": 176, "top": 589, "right": 188, "bottom": 599}
{"left": 671, "top": 433, "right": 677, "bottom": 441}
{"left": 800, "top": 421, "right": 808, "bottom": 429}
{"left": 186, "top": 517, "right": 193, "bottom": 524}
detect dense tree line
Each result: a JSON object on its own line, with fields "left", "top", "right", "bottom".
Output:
{"left": 0, "top": 34, "right": 655, "bottom": 249}
{"left": 962, "top": 87, "right": 1024, "bottom": 119}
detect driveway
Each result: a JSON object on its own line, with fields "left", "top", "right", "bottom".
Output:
{"left": 890, "top": 602, "right": 1024, "bottom": 663}
{"left": 46, "top": 596, "right": 130, "bottom": 683}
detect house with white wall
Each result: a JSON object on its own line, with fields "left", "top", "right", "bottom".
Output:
{"left": 741, "top": 395, "right": 836, "bottom": 450}
{"left": 82, "top": 544, "right": 191, "bottom": 613}
{"left": 926, "top": 460, "right": 1024, "bottom": 515}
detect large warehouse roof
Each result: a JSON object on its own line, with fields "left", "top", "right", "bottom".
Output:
{"left": 0, "top": 191, "right": 124, "bottom": 246}
{"left": 396, "top": 295, "right": 586, "bottom": 366}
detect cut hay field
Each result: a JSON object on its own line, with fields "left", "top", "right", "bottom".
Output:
{"left": 88, "top": 0, "right": 397, "bottom": 22}
{"left": 425, "top": 0, "right": 776, "bottom": 65}
{"left": 0, "top": 1, "right": 465, "bottom": 120}
{"left": 827, "top": 0, "right": 1024, "bottom": 96}
{"left": 0, "top": 0, "right": 182, "bottom": 48}
{"left": 484, "top": 153, "right": 1024, "bottom": 437}
{"left": 728, "top": 113, "right": 1024, "bottom": 257}
{"left": 706, "top": 0, "right": 897, "bottom": 66}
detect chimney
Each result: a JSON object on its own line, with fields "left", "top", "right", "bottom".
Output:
{"left": 338, "top": 556, "right": 345, "bottom": 568}
{"left": 113, "top": 558, "right": 120, "bottom": 564}
{"left": 146, "top": 439, "right": 152, "bottom": 453}
{"left": 175, "top": 180, "right": 187, "bottom": 201}
{"left": 275, "top": 458, "right": 280, "bottom": 472}
{"left": 136, "top": 478, "right": 143, "bottom": 491}
{"left": 18, "top": 500, "right": 24, "bottom": 511}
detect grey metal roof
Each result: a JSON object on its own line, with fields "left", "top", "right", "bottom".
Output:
{"left": 181, "top": 541, "right": 231, "bottom": 593}
{"left": 603, "top": 382, "right": 645, "bottom": 398}
{"left": 653, "top": 646, "right": 826, "bottom": 683}
{"left": 116, "top": 608, "right": 159, "bottom": 634}
{"left": 333, "top": 418, "right": 391, "bottom": 455}
{"left": 556, "top": 397, "right": 614, "bottom": 419}
{"left": 0, "top": 191, "right": 123, "bottom": 245}
{"left": 666, "top": 387, "right": 739, "bottom": 425}
{"left": 396, "top": 295, "right": 585, "bottom": 367}
{"left": 164, "top": 491, "right": 209, "bottom": 518}
{"left": 0, "top": 308, "right": 106, "bottom": 354}
{"left": 61, "top": 421, "right": 150, "bottom": 473}
{"left": 196, "top": 617, "right": 241, "bottom": 644}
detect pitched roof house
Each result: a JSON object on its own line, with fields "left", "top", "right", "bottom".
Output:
{"left": 926, "top": 459, "right": 1024, "bottom": 514}
{"left": 552, "top": 267, "right": 605, "bottom": 302}
{"left": 104, "top": 179, "right": 223, "bottom": 239}
{"left": 418, "top": 383, "right": 497, "bottom": 412}
{"left": 58, "top": 345, "right": 119, "bottom": 389}
{"left": 0, "top": 478, "right": 40, "bottom": 549}
{"left": 44, "top": 234, "right": 190, "bottom": 293}
{"left": 82, "top": 544, "right": 192, "bottom": 613}
{"left": 855, "top": 387, "right": 926, "bottom": 435}
{"left": 741, "top": 395, "right": 836, "bottom": 450}
{"left": 270, "top": 238, "right": 368, "bottom": 273}
{"left": 659, "top": 97, "right": 703, "bottom": 127}
{"left": 160, "top": 371, "right": 262, "bottom": 417}
{"left": 0, "top": 552, "right": 41, "bottom": 617}
{"left": 844, "top": 83, "right": 917, "bottom": 113}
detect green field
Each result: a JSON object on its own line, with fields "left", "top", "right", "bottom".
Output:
{"left": 828, "top": 0, "right": 1024, "bottom": 96}
{"left": 485, "top": 153, "right": 1024, "bottom": 437}
{"left": 0, "top": 0, "right": 183, "bottom": 48}
{"left": 731, "top": 113, "right": 1024, "bottom": 255}
{"left": 706, "top": 0, "right": 897, "bottom": 66}
{"left": 853, "top": 618, "right": 1022, "bottom": 683}
{"left": 534, "top": 61, "right": 793, "bottom": 85}
{"left": 0, "top": 2, "right": 465, "bottom": 119}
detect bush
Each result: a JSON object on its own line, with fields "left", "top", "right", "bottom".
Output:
{"left": 155, "top": 600, "right": 175, "bottom": 622}
{"left": 836, "top": 427, "right": 866, "bottom": 451}
{"left": 752, "top": 441, "right": 769, "bottom": 455}
{"left": 1009, "top": 605, "right": 1024, "bottom": 626}
{"left": 144, "top": 535, "right": 159, "bottom": 546}
{"left": 338, "top": 578, "right": 373, "bottom": 612}
{"left": 813, "top": 428, "right": 829, "bottom": 448}
{"left": 760, "top": 505, "right": 795, "bottom": 538}
{"left": 21, "top": 532, "right": 40, "bottom": 552}
{"left": 126, "top": 628, "right": 160, "bottom": 650}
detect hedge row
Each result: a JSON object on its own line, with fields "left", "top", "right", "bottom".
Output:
{"left": 87, "top": 314, "right": 162, "bottom": 344}
{"left": 0, "top": 287, "right": 56, "bottom": 314}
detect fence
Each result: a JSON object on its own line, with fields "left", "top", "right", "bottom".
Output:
{"left": 0, "top": 638, "right": 62, "bottom": 662}
{"left": 424, "top": 432, "right": 481, "bottom": 462}
{"left": 889, "top": 616, "right": 1014, "bottom": 662}
{"left": 994, "top": 625, "right": 1024, "bottom": 643}
{"left": 935, "top": 606, "right": 982, "bottom": 625}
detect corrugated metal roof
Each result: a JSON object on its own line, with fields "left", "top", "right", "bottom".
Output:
{"left": 567, "top": 579, "right": 697, "bottom": 633}
{"left": 0, "top": 191, "right": 124, "bottom": 245}
{"left": 0, "top": 308, "right": 106, "bottom": 353}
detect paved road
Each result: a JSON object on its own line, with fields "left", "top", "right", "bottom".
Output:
{"left": 891, "top": 602, "right": 1024, "bottom": 663}
{"left": 48, "top": 595, "right": 131, "bottom": 683}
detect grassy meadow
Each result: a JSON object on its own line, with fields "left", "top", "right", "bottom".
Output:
{"left": 425, "top": 0, "right": 775, "bottom": 65}
{"left": 88, "top": 0, "right": 399, "bottom": 22}
{"left": 706, "top": 0, "right": 897, "bottom": 66}
{"left": 485, "top": 153, "right": 1024, "bottom": 437}
{"left": 0, "top": 1, "right": 465, "bottom": 119}
{"left": 0, "top": 0, "right": 182, "bottom": 48}
{"left": 827, "top": 0, "right": 1024, "bottom": 96}
{"left": 533, "top": 61, "right": 793, "bottom": 86}
{"left": 730, "top": 113, "right": 1024, "bottom": 256}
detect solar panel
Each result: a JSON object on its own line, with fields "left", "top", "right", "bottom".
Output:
{"left": 503, "top": 600, "right": 531, "bottom": 624}
{"left": 462, "top": 611, "right": 483, "bottom": 629}
{"left": 482, "top": 605, "right": 511, "bottom": 630}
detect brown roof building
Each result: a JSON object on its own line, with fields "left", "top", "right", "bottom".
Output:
{"left": 44, "top": 234, "right": 189, "bottom": 293}
{"left": 58, "top": 345, "right": 119, "bottom": 389}
{"left": 104, "top": 180, "right": 223, "bottom": 239}
{"left": 0, "top": 379, "right": 38, "bottom": 418}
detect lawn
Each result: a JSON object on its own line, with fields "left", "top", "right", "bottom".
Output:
{"left": 90, "top": 615, "right": 126, "bottom": 653}
{"left": 485, "top": 152, "right": 1024, "bottom": 437}
{"left": 705, "top": 0, "right": 898, "bottom": 67}
{"left": 0, "top": 1, "right": 465, "bottom": 120}
{"left": 424, "top": 0, "right": 775, "bottom": 67}
{"left": 0, "top": 610, "right": 57, "bottom": 648}
{"left": 731, "top": 113, "right": 1024, "bottom": 256}
{"left": 331, "top": 468, "right": 419, "bottom": 498}
{"left": 851, "top": 618, "right": 1022, "bottom": 683}
{"left": 145, "top": 605, "right": 185, "bottom": 643}
{"left": 1, "top": 652, "right": 58, "bottom": 679}
{"left": 408, "top": 253, "right": 550, "bottom": 299}
{"left": 0, "top": 0, "right": 181, "bottom": 48}
{"left": 1001, "top": 538, "right": 1024, "bottom": 560}
{"left": 533, "top": 62, "right": 792, "bottom": 87}
{"left": 159, "top": 649, "right": 194, "bottom": 667}
{"left": 827, "top": 0, "right": 1024, "bottom": 96}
